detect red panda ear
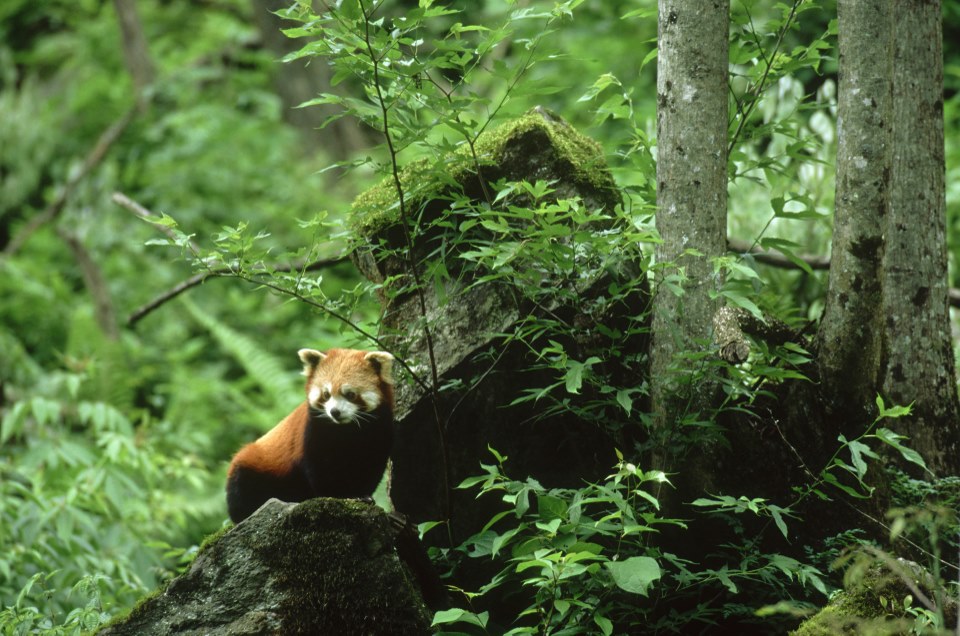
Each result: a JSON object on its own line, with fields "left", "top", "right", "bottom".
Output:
{"left": 364, "top": 351, "right": 394, "bottom": 384}
{"left": 298, "top": 349, "right": 326, "bottom": 376}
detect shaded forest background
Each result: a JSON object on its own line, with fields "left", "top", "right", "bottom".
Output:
{"left": 1, "top": 0, "right": 960, "bottom": 632}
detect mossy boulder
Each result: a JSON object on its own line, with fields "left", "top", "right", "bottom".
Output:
{"left": 99, "top": 499, "right": 435, "bottom": 636}
{"left": 347, "top": 109, "right": 644, "bottom": 550}
{"left": 349, "top": 106, "right": 617, "bottom": 238}
{"left": 792, "top": 558, "right": 957, "bottom": 636}
{"left": 349, "top": 106, "right": 620, "bottom": 284}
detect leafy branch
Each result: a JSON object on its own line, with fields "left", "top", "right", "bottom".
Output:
{"left": 3, "top": 104, "right": 141, "bottom": 257}
{"left": 355, "top": 0, "right": 454, "bottom": 523}
{"left": 111, "top": 192, "right": 434, "bottom": 395}
{"left": 727, "top": 0, "right": 805, "bottom": 156}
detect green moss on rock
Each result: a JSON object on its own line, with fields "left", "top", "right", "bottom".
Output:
{"left": 790, "top": 590, "right": 908, "bottom": 636}
{"left": 349, "top": 107, "right": 617, "bottom": 239}
{"left": 791, "top": 558, "right": 956, "bottom": 636}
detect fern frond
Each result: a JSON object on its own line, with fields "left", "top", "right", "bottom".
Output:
{"left": 182, "top": 299, "right": 299, "bottom": 406}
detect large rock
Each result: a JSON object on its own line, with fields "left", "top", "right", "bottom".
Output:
{"left": 99, "top": 499, "right": 436, "bottom": 635}
{"left": 791, "top": 557, "right": 958, "bottom": 636}
{"left": 348, "top": 108, "right": 645, "bottom": 542}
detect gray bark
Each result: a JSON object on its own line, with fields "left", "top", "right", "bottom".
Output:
{"left": 816, "top": 0, "right": 892, "bottom": 415}
{"left": 650, "top": 0, "right": 729, "bottom": 441}
{"left": 881, "top": 0, "right": 960, "bottom": 476}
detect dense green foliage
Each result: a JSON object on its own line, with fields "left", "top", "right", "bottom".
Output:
{"left": 1, "top": 0, "right": 959, "bottom": 633}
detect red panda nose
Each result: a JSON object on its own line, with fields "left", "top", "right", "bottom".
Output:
{"left": 328, "top": 407, "right": 342, "bottom": 421}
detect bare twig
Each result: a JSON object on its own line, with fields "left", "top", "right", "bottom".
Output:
{"left": 727, "top": 237, "right": 830, "bottom": 270}
{"left": 125, "top": 257, "right": 347, "bottom": 327}
{"left": 4, "top": 0, "right": 156, "bottom": 257}
{"left": 3, "top": 106, "right": 140, "bottom": 256}
{"left": 127, "top": 270, "right": 222, "bottom": 326}
{"left": 112, "top": 192, "right": 349, "bottom": 326}
{"left": 57, "top": 229, "right": 120, "bottom": 340}
{"left": 113, "top": 192, "right": 440, "bottom": 394}
{"left": 728, "top": 238, "right": 960, "bottom": 308}
{"left": 112, "top": 191, "right": 202, "bottom": 253}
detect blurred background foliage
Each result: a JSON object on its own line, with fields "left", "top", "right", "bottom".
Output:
{"left": 0, "top": 0, "right": 958, "bottom": 631}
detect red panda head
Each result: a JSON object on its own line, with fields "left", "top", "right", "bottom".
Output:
{"left": 297, "top": 348, "right": 395, "bottom": 425}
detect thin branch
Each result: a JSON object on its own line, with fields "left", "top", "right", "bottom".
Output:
{"left": 4, "top": 0, "right": 156, "bottom": 257}
{"left": 727, "top": 0, "right": 803, "bottom": 156}
{"left": 112, "top": 191, "right": 201, "bottom": 253}
{"left": 112, "top": 191, "right": 439, "bottom": 395}
{"left": 113, "top": 193, "right": 440, "bottom": 393}
{"left": 360, "top": 0, "right": 452, "bottom": 525}
{"left": 127, "top": 271, "right": 225, "bottom": 326}
{"left": 728, "top": 238, "right": 960, "bottom": 308}
{"left": 3, "top": 105, "right": 140, "bottom": 256}
{"left": 125, "top": 257, "right": 347, "bottom": 326}
{"left": 113, "top": 0, "right": 156, "bottom": 95}
{"left": 112, "top": 192, "right": 350, "bottom": 326}
{"left": 58, "top": 229, "right": 120, "bottom": 340}
{"left": 727, "top": 237, "right": 830, "bottom": 270}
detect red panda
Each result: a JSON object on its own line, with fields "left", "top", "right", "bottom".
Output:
{"left": 225, "top": 348, "right": 395, "bottom": 523}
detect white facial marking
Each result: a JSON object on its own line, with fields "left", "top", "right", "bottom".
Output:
{"left": 361, "top": 390, "right": 381, "bottom": 410}
{"left": 308, "top": 386, "right": 321, "bottom": 407}
{"left": 325, "top": 395, "right": 359, "bottom": 424}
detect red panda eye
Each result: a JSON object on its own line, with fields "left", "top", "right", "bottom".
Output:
{"left": 343, "top": 389, "right": 357, "bottom": 401}
{"left": 320, "top": 389, "right": 331, "bottom": 401}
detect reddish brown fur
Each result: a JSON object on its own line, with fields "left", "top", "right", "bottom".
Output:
{"left": 227, "top": 402, "right": 309, "bottom": 479}
{"left": 305, "top": 348, "right": 395, "bottom": 414}
{"left": 225, "top": 348, "right": 394, "bottom": 523}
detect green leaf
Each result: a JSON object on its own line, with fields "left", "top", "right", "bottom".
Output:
{"left": 604, "top": 556, "right": 661, "bottom": 596}
{"left": 457, "top": 475, "right": 489, "bottom": 489}
{"left": 1, "top": 401, "right": 28, "bottom": 443}
{"left": 594, "top": 614, "right": 614, "bottom": 636}
{"left": 874, "top": 396, "right": 913, "bottom": 419}
{"left": 720, "top": 290, "right": 764, "bottom": 321}
{"left": 874, "top": 428, "right": 930, "bottom": 473}
{"left": 769, "top": 506, "right": 789, "bottom": 540}
{"left": 758, "top": 237, "right": 814, "bottom": 275}
{"left": 431, "top": 608, "right": 489, "bottom": 628}
{"left": 845, "top": 438, "right": 877, "bottom": 480}
{"left": 715, "top": 565, "right": 738, "bottom": 593}
{"left": 691, "top": 497, "right": 724, "bottom": 508}
{"left": 639, "top": 47, "right": 658, "bottom": 72}
{"left": 535, "top": 518, "right": 561, "bottom": 534}
{"left": 537, "top": 494, "right": 567, "bottom": 521}
{"left": 821, "top": 471, "right": 870, "bottom": 499}
{"left": 564, "top": 356, "right": 600, "bottom": 394}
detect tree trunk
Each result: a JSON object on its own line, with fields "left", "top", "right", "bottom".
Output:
{"left": 816, "top": 0, "right": 892, "bottom": 416}
{"left": 650, "top": 0, "right": 729, "bottom": 466}
{"left": 881, "top": 0, "right": 960, "bottom": 476}
{"left": 113, "top": 0, "right": 155, "bottom": 97}
{"left": 251, "top": 0, "right": 370, "bottom": 158}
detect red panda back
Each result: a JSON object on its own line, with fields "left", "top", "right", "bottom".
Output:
{"left": 227, "top": 402, "right": 309, "bottom": 478}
